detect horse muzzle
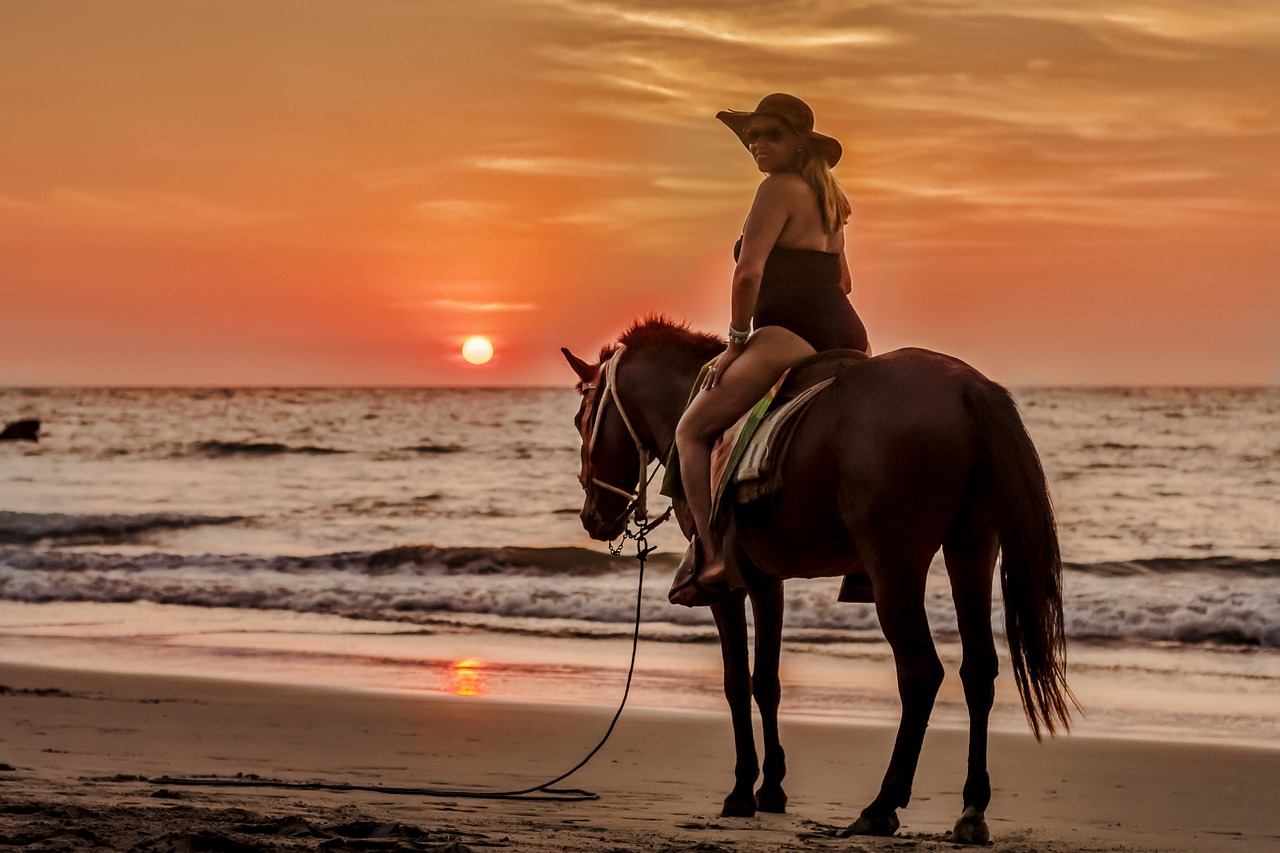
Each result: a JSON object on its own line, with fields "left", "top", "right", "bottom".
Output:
{"left": 580, "top": 502, "right": 628, "bottom": 542}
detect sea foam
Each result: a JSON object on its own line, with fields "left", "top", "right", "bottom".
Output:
{"left": 2, "top": 546, "right": 1277, "bottom": 648}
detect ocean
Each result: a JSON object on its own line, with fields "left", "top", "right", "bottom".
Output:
{"left": 2, "top": 386, "right": 1278, "bottom": 747}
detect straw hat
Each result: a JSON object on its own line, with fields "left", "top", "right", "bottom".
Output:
{"left": 716, "top": 93, "right": 842, "bottom": 168}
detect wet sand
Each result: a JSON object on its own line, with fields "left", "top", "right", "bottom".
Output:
{"left": 2, "top": 661, "right": 1278, "bottom": 852}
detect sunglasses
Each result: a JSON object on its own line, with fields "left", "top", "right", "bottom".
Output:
{"left": 743, "top": 126, "right": 788, "bottom": 144}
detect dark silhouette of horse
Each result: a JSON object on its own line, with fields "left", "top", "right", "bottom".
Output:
{"left": 562, "top": 317, "right": 1074, "bottom": 844}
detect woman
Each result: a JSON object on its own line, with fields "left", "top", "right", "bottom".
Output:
{"left": 669, "top": 93, "right": 870, "bottom": 607}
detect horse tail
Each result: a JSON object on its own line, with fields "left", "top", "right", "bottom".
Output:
{"left": 965, "top": 379, "right": 1077, "bottom": 740}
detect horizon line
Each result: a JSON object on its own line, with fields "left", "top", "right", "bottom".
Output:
{"left": 3, "top": 382, "right": 1278, "bottom": 392}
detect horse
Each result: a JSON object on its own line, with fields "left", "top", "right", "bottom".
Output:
{"left": 562, "top": 316, "right": 1074, "bottom": 844}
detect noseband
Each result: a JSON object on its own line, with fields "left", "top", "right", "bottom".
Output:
{"left": 580, "top": 344, "right": 658, "bottom": 524}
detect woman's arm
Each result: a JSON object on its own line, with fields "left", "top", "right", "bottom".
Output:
{"left": 839, "top": 236, "right": 849, "bottom": 294}
{"left": 731, "top": 175, "right": 795, "bottom": 330}
{"left": 703, "top": 176, "right": 795, "bottom": 389}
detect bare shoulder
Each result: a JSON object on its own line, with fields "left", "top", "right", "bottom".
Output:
{"left": 751, "top": 174, "right": 813, "bottom": 221}
{"left": 755, "top": 172, "right": 810, "bottom": 201}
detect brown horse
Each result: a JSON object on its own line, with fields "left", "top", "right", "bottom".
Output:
{"left": 562, "top": 317, "right": 1074, "bottom": 844}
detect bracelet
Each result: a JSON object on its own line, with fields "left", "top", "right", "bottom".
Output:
{"left": 727, "top": 323, "right": 750, "bottom": 344}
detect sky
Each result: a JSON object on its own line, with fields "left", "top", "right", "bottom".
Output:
{"left": 1, "top": 0, "right": 1277, "bottom": 387}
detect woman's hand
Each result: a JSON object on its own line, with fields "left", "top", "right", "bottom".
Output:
{"left": 704, "top": 341, "right": 745, "bottom": 389}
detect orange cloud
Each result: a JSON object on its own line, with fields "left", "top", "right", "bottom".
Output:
{"left": 1, "top": 0, "right": 1276, "bottom": 385}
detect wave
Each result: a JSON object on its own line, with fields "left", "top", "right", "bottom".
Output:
{"left": 0, "top": 511, "right": 246, "bottom": 545}
{"left": 329, "top": 494, "right": 444, "bottom": 514}
{"left": 0, "top": 544, "right": 662, "bottom": 578}
{"left": 1066, "top": 557, "right": 1280, "bottom": 579}
{"left": 1079, "top": 442, "right": 1215, "bottom": 452}
{"left": 190, "top": 440, "right": 348, "bottom": 457}
{"left": 2, "top": 545, "right": 1278, "bottom": 648}
{"left": 0, "top": 545, "right": 694, "bottom": 636}
{"left": 89, "top": 441, "right": 462, "bottom": 460}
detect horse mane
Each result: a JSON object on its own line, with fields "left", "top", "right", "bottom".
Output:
{"left": 598, "top": 314, "right": 724, "bottom": 363}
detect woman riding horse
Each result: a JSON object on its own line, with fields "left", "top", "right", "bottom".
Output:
{"left": 563, "top": 317, "right": 1074, "bottom": 842}
{"left": 670, "top": 93, "right": 870, "bottom": 607}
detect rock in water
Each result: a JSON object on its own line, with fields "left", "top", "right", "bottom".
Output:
{"left": 0, "top": 419, "right": 39, "bottom": 441}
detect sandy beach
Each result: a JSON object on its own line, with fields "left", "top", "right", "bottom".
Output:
{"left": 2, "top": 661, "right": 1278, "bottom": 852}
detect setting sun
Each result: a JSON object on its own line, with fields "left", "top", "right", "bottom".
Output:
{"left": 448, "top": 659, "right": 485, "bottom": 697}
{"left": 461, "top": 336, "right": 494, "bottom": 365}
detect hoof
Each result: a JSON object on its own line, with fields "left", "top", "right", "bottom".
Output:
{"left": 754, "top": 786, "right": 787, "bottom": 813}
{"left": 848, "top": 810, "right": 899, "bottom": 837}
{"left": 720, "top": 791, "right": 756, "bottom": 818}
{"left": 951, "top": 805, "right": 990, "bottom": 845}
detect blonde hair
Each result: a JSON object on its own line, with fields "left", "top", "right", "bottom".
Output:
{"left": 799, "top": 151, "right": 851, "bottom": 233}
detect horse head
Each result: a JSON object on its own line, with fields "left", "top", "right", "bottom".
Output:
{"left": 562, "top": 345, "right": 646, "bottom": 541}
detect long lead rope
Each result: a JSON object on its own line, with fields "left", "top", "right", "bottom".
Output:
{"left": 148, "top": 515, "right": 667, "bottom": 803}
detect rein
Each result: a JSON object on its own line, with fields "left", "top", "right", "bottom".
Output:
{"left": 581, "top": 344, "right": 668, "bottom": 528}
{"left": 139, "top": 351, "right": 674, "bottom": 804}
{"left": 149, "top": 513, "right": 662, "bottom": 803}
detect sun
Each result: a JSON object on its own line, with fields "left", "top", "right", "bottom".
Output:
{"left": 461, "top": 336, "right": 494, "bottom": 365}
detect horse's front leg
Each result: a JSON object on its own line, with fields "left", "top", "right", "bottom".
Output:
{"left": 711, "top": 589, "right": 757, "bottom": 817}
{"left": 748, "top": 577, "right": 787, "bottom": 813}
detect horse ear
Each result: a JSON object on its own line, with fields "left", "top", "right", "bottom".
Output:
{"left": 561, "top": 347, "right": 597, "bottom": 383}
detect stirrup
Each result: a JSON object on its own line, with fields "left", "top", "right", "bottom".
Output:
{"left": 668, "top": 537, "right": 731, "bottom": 607}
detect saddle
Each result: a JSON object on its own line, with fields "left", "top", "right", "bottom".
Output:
{"left": 660, "top": 348, "right": 873, "bottom": 603}
{"left": 709, "top": 348, "right": 867, "bottom": 521}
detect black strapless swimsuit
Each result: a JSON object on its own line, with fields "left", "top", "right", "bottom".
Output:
{"left": 735, "top": 237, "right": 869, "bottom": 352}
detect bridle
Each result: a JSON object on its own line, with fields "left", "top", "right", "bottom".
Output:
{"left": 579, "top": 344, "right": 664, "bottom": 527}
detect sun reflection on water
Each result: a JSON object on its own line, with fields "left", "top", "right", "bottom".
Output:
{"left": 448, "top": 659, "right": 485, "bottom": 697}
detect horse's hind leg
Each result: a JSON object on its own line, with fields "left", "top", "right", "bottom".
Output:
{"left": 712, "top": 589, "right": 758, "bottom": 817}
{"left": 851, "top": 558, "right": 943, "bottom": 837}
{"left": 944, "top": 532, "right": 1000, "bottom": 845}
{"left": 748, "top": 576, "right": 787, "bottom": 813}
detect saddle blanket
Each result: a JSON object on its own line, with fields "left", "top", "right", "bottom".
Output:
{"left": 658, "top": 348, "right": 866, "bottom": 522}
{"left": 709, "top": 375, "right": 835, "bottom": 524}
{"left": 657, "top": 348, "right": 872, "bottom": 603}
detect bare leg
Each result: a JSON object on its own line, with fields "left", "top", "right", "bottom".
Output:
{"left": 676, "top": 423, "right": 720, "bottom": 571}
{"left": 671, "top": 327, "right": 813, "bottom": 605}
